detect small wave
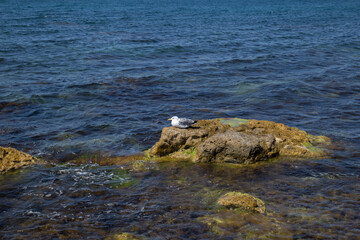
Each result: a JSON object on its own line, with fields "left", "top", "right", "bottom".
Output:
{"left": 126, "top": 38, "right": 159, "bottom": 43}
{"left": 66, "top": 82, "right": 107, "bottom": 89}
{"left": 222, "top": 58, "right": 257, "bottom": 64}
{"left": 53, "top": 164, "right": 134, "bottom": 188}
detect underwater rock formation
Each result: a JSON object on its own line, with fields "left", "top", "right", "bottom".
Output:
{"left": 149, "top": 118, "right": 330, "bottom": 164}
{"left": 105, "top": 232, "right": 143, "bottom": 240}
{"left": 0, "top": 146, "right": 37, "bottom": 174}
{"left": 217, "top": 192, "right": 266, "bottom": 213}
{"left": 106, "top": 232, "right": 143, "bottom": 240}
{"left": 0, "top": 101, "right": 30, "bottom": 112}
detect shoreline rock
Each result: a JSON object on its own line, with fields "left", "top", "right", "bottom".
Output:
{"left": 0, "top": 147, "right": 37, "bottom": 174}
{"left": 149, "top": 118, "right": 331, "bottom": 164}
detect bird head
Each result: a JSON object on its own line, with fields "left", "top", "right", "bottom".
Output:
{"left": 168, "top": 116, "right": 178, "bottom": 121}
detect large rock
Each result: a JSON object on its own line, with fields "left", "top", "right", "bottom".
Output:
{"left": 149, "top": 118, "right": 331, "bottom": 164}
{"left": 197, "top": 131, "right": 276, "bottom": 163}
{"left": 0, "top": 147, "right": 37, "bottom": 174}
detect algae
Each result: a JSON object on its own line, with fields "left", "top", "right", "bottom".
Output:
{"left": 307, "top": 134, "right": 331, "bottom": 145}
{"left": 218, "top": 118, "right": 248, "bottom": 127}
{"left": 106, "top": 232, "right": 144, "bottom": 240}
{"left": 55, "top": 132, "right": 77, "bottom": 141}
{"left": 217, "top": 192, "right": 266, "bottom": 214}
{"left": 181, "top": 147, "right": 197, "bottom": 158}
{"left": 108, "top": 169, "right": 138, "bottom": 188}
{"left": 131, "top": 160, "right": 158, "bottom": 172}
{"left": 197, "top": 188, "right": 225, "bottom": 207}
{"left": 302, "top": 142, "right": 325, "bottom": 154}
{"left": 198, "top": 209, "right": 292, "bottom": 239}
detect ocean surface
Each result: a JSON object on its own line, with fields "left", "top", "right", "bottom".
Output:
{"left": 0, "top": 0, "right": 359, "bottom": 239}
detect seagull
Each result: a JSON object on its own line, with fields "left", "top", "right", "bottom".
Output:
{"left": 168, "top": 116, "right": 197, "bottom": 129}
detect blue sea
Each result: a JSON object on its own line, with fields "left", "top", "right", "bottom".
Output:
{"left": 0, "top": 0, "right": 359, "bottom": 239}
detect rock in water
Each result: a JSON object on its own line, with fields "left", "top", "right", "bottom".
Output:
{"left": 0, "top": 147, "right": 37, "bottom": 174}
{"left": 217, "top": 192, "right": 266, "bottom": 213}
{"left": 149, "top": 118, "right": 331, "bottom": 164}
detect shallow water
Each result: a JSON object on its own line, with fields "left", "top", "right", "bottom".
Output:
{"left": 1, "top": 0, "right": 360, "bottom": 239}
{"left": 0, "top": 159, "right": 359, "bottom": 239}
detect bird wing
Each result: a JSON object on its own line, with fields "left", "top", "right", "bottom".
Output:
{"left": 178, "top": 118, "right": 195, "bottom": 125}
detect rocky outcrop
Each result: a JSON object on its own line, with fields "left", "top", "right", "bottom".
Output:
{"left": 217, "top": 192, "right": 266, "bottom": 213}
{"left": 0, "top": 147, "right": 37, "bottom": 174}
{"left": 149, "top": 118, "right": 331, "bottom": 164}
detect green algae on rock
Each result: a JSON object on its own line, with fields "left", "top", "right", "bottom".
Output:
{"left": 218, "top": 118, "right": 248, "bottom": 127}
{"left": 106, "top": 232, "right": 144, "bottom": 240}
{"left": 0, "top": 146, "right": 38, "bottom": 174}
{"left": 149, "top": 118, "right": 331, "bottom": 164}
{"left": 198, "top": 210, "right": 292, "bottom": 239}
{"left": 108, "top": 169, "right": 139, "bottom": 188}
{"left": 217, "top": 192, "right": 266, "bottom": 214}
{"left": 130, "top": 160, "right": 159, "bottom": 172}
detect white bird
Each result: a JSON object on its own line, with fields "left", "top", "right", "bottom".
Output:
{"left": 168, "top": 116, "right": 197, "bottom": 129}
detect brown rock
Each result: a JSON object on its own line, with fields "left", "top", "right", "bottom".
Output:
{"left": 217, "top": 192, "right": 266, "bottom": 213}
{"left": 149, "top": 118, "right": 331, "bottom": 164}
{"left": 0, "top": 147, "right": 37, "bottom": 174}
{"left": 242, "top": 120, "right": 309, "bottom": 146}
{"left": 149, "top": 120, "right": 222, "bottom": 156}
{"left": 196, "top": 131, "right": 276, "bottom": 163}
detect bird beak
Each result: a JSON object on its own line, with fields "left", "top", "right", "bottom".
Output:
{"left": 168, "top": 118, "right": 171, "bottom": 121}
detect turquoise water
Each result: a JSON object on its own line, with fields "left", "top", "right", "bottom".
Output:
{"left": 0, "top": 0, "right": 359, "bottom": 239}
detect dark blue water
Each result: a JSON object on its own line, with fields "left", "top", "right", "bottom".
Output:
{"left": 1, "top": 0, "right": 359, "bottom": 239}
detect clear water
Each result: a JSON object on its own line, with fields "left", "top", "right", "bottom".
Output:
{"left": 0, "top": 0, "right": 359, "bottom": 239}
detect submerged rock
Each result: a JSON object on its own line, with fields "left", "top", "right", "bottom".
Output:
{"left": 0, "top": 101, "right": 30, "bottom": 113}
{"left": 106, "top": 232, "right": 143, "bottom": 240}
{"left": 0, "top": 147, "right": 37, "bottom": 174}
{"left": 217, "top": 192, "right": 266, "bottom": 214}
{"left": 71, "top": 153, "right": 145, "bottom": 166}
{"left": 149, "top": 118, "right": 331, "bottom": 164}
{"left": 198, "top": 210, "right": 290, "bottom": 238}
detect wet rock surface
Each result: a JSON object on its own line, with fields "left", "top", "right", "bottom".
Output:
{"left": 106, "top": 232, "right": 144, "bottom": 240}
{"left": 149, "top": 118, "right": 331, "bottom": 164}
{"left": 0, "top": 146, "right": 37, "bottom": 174}
{"left": 217, "top": 192, "right": 266, "bottom": 213}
